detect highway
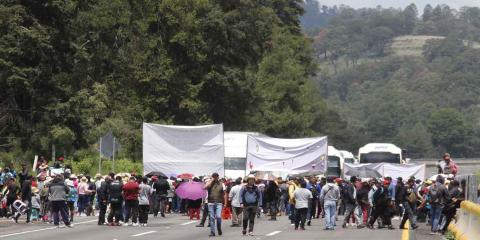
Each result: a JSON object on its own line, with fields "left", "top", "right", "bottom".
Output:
{"left": 0, "top": 213, "right": 442, "bottom": 240}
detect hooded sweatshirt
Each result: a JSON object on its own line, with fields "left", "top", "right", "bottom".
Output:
{"left": 320, "top": 183, "right": 340, "bottom": 202}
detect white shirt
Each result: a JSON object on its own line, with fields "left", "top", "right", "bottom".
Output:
{"left": 294, "top": 188, "right": 313, "bottom": 209}
{"left": 229, "top": 185, "right": 243, "bottom": 208}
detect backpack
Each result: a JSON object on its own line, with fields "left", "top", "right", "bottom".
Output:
{"left": 242, "top": 186, "right": 259, "bottom": 205}
{"left": 429, "top": 185, "right": 440, "bottom": 204}
{"left": 407, "top": 188, "right": 417, "bottom": 204}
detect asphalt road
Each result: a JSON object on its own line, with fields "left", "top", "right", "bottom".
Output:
{"left": 0, "top": 213, "right": 441, "bottom": 240}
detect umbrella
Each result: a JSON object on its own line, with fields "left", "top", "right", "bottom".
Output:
{"left": 177, "top": 173, "right": 194, "bottom": 180}
{"left": 175, "top": 181, "right": 207, "bottom": 200}
{"left": 146, "top": 171, "right": 168, "bottom": 179}
{"left": 344, "top": 166, "right": 382, "bottom": 178}
{"left": 253, "top": 171, "right": 276, "bottom": 181}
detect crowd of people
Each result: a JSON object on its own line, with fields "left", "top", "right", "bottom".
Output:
{"left": 0, "top": 153, "right": 476, "bottom": 237}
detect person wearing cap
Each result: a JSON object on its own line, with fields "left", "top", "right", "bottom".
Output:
{"left": 204, "top": 172, "right": 225, "bottom": 237}
{"left": 367, "top": 179, "right": 391, "bottom": 229}
{"left": 228, "top": 178, "right": 244, "bottom": 227}
{"left": 356, "top": 179, "right": 370, "bottom": 226}
{"left": 437, "top": 153, "right": 458, "bottom": 177}
{"left": 342, "top": 176, "right": 360, "bottom": 229}
{"left": 240, "top": 175, "right": 261, "bottom": 236}
{"left": 320, "top": 176, "right": 340, "bottom": 230}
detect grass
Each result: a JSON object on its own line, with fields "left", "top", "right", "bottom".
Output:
{"left": 388, "top": 35, "right": 445, "bottom": 56}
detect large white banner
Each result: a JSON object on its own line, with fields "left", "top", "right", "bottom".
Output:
{"left": 246, "top": 135, "right": 328, "bottom": 173}
{"left": 143, "top": 123, "right": 224, "bottom": 177}
{"left": 343, "top": 163, "right": 425, "bottom": 180}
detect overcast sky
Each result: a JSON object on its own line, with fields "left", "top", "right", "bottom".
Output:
{"left": 318, "top": 0, "right": 480, "bottom": 10}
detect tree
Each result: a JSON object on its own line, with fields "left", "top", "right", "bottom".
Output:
{"left": 403, "top": 4, "right": 418, "bottom": 34}
{"left": 423, "top": 4, "right": 433, "bottom": 21}
{"left": 428, "top": 108, "right": 470, "bottom": 156}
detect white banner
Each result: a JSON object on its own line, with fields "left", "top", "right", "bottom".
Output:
{"left": 143, "top": 123, "right": 224, "bottom": 177}
{"left": 343, "top": 163, "right": 425, "bottom": 180}
{"left": 246, "top": 135, "right": 328, "bottom": 173}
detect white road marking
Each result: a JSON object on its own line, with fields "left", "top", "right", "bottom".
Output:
{"left": 180, "top": 220, "right": 197, "bottom": 226}
{"left": 266, "top": 231, "right": 282, "bottom": 236}
{"left": 0, "top": 219, "right": 97, "bottom": 238}
{"left": 131, "top": 231, "right": 157, "bottom": 237}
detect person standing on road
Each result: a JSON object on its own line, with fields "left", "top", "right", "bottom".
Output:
{"left": 20, "top": 175, "right": 33, "bottom": 223}
{"left": 294, "top": 181, "right": 313, "bottom": 230}
{"left": 228, "top": 178, "right": 243, "bottom": 227}
{"left": 288, "top": 178, "right": 300, "bottom": 224}
{"left": 204, "top": 172, "right": 225, "bottom": 237}
{"left": 48, "top": 175, "right": 72, "bottom": 228}
{"left": 356, "top": 180, "right": 370, "bottom": 226}
{"left": 123, "top": 176, "right": 140, "bottom": 226}
{"left": 398, "top": 178, "right": 419, "bottom": 230}
{"left": 342, "top": 176, "right": 359, "bottom": 229}
{"left": 240, "top": 175, "right": 262, "bottom": 236}
{"left": 152, "top": 175, "right": 170, "bottom": 218}
{"left": 66, "top": 180, "right": 78, "bottom": 223}
{"left": 306, "top": 176, "right": 320, "bottom": 226}
{"left": 107, "top": 176, "right": 124, "bottom": 226}
{"left": 77, "top": 177, "right": 91, "bottom": 216}
{"left": 429, "top": 175, "right": 450, "bottom": 235}
{"left": 138, "top": 176, "right": 152, "bottom": 227}
{"left": 320, "top": 177, "right": 340, "bottom": 230}
{"left": 97, "top": 176, "right": 111, "bottom": 225}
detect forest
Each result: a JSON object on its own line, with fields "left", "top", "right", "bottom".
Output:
{"left": 2, "top": 0, "right": 480, "bottom": 168}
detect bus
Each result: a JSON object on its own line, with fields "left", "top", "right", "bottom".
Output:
{"left": 358, "top": 143, "right": 407, "bottom": 164}
{"left": 327, "top": 146, "right": 344, "bottom": 177}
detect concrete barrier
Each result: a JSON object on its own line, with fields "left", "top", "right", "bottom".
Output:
{"left": 448, "top": 200, "right": 480, "bottom": 240}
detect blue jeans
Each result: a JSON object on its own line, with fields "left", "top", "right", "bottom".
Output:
{"left": 208, "top": 203, "right": 222, "bottom": 234}
{"left": 430, "top": 205, "right": 443, "bottom": 232}
{"left": 324, "top": 200, "right": 337, "bottom": 229}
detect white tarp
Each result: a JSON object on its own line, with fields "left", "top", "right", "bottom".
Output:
{"left": 343, "top": 163, "right": 426, "bottom": 180}
{"left": 246, "top": 135, "right": 328, "bottom": 173}
{"left": 143, "top": 123, "right": 224, "bottom": 177}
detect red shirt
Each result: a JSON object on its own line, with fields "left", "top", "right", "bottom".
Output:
{"left": 123, "top": 182, "right": 140, "bottom": 200}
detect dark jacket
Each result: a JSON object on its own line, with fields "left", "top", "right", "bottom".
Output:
{"left": 153, "top": 179, "right": 170, "bottom": 197}
{"left": 48, "top": 179, "right": 70, "bottom": 201}
{"left": 97, "top": 181, "right": 110, "bottom": 202}
{"left": 265, "top": 181, "right": 279, "bottom": 202}
{"left": 108, "top": 180, "right": 123, "bottom": 203}
{"left": 21, "top": 180, "right": 32, "bottom": 201}
{"left": 356, "top": 186, "right": 369, "bottom": 205}
{"left": 343, "top": 182, "right": 356, "bottom": 205}
{"left": 395, "top": 183, "right": 407, "bottom": 203}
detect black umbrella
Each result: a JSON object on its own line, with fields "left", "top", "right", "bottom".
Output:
{"left": 146, "top": 171, "right": 168, "bottom": 179}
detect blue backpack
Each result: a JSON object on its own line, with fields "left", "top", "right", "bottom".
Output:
{"left": 242, "top": 186, "right": 259, "bottom": 205}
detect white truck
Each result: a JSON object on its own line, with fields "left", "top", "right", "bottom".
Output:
{"left": 358, "top": 143, "right": 407, "bottom": 164}
{"left": 339, "top": 150, "right": 357, "bottom": 164}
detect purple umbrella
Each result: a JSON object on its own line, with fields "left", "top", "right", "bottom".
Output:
{"left": 175, "top": 181, "right": 207, "bottom": 200}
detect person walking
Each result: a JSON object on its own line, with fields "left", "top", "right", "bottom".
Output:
{"left": 320, "top": 177, "right": 340, "bottom": 230}
{"left": 265, "top": 179, "right": 279, "bottom": 221}
{"left": 442, "top": 180, "right": 463, "bottom": 235}
{"left": 398, "top": 178, "right": 419, "bottom": 230}
{"left": 77, "top": 177, "right": 91, "bottom": 216}
{"left": 429, "top": 175, "right": 450, "bottom": 235}
{"left": 66, "top": 180, "right": 78, "bottom": 223}
{"left": 356, "top": 180, "right": 370, "bottom": 226}
{"left": 48, "top": 175, "right": 72, "bottom": 228}
{"left": 368, "top": 180, "right": 391, "bottom": 230}
{"left": 107, "top": 176, "right": 124, "bottom": 226}
{"left": 138, "top": 176, "right": 152, "bottom": 227}
{"left": 228, "top": 178, "right": 243, "bottom": 227}
{"left": 240, "top": 175, "right": 262, "bottom": 236}
{"left": 294, "top": 181, "right": 313, "bottom": 230}
{"left": 204, "top": 173, "right": 225, "bottom": 237}
{"left": 306, "top": 176, "right": 320, "bottom": 226}
{"left": 288, "top": 178, "right": 300, "bottom": 224}
{"left": 123, "top": 176, "right": 140, "bottom": 226}
{"left": 342, "top": 176, "right": 359, "bottom": 229}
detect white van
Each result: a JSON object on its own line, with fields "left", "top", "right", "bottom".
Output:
{"left": 339, "top": 150, "right": 357, "bottom": 164}
{"left": 358, "top": 143, "right": 407, "bottom": 164}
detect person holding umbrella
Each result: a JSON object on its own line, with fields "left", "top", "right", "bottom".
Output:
{"left": 240, "top": 175, "right": 262, "bottom": 236}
